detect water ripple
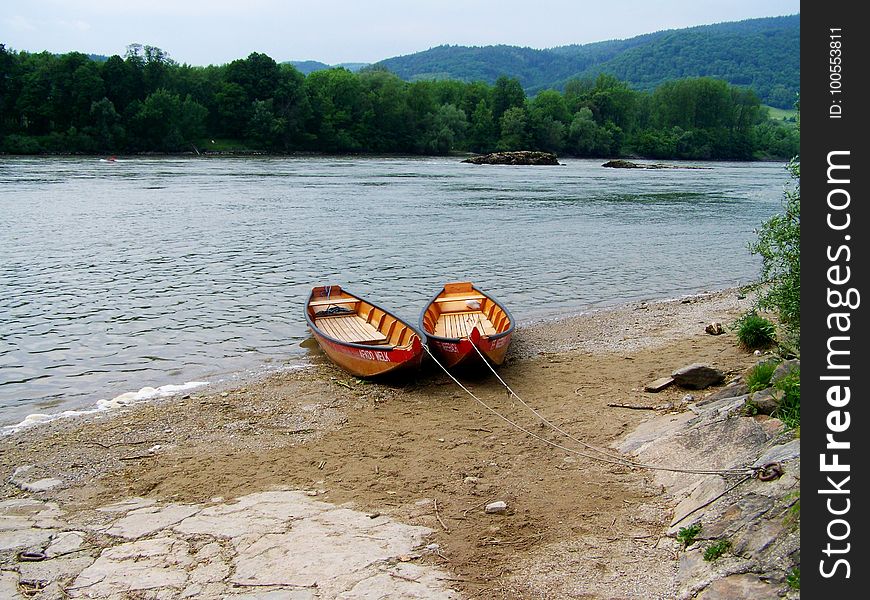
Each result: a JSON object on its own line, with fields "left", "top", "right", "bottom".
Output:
{"left": 0, "top": 156, "right": 789, "bottom": 425}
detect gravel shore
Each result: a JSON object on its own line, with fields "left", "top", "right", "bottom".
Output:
{"left": 1, "top": 287, "right": 761, "bottom": 598}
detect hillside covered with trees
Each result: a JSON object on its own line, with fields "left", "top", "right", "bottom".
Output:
{"left": 376, "top": 15, "right": 799, "bottom": 108}
{"left": 0, "top": 43, "right": 798, "bottom": 159}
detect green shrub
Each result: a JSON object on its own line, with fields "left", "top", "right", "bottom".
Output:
{"left": 787, "top": 567, "right": 800, "bottom": 590}
{"left": 746, "top": 360, "right": 780, "bottom": 392}
{"left": 750, "top": 157, "right": 800, "bottom": 335}
{"left": 773, "top": 367, "right": 800, "bottom": 428}
{"left": 734, "top": 312, "right": 777, "bottom": 349}
{"left": 784, "top": 491, "right": 800, "bottom": 530}
{"left": 677, "top": 523, "right": 702, "bottom": 548}
{"left": 703, "top": 539, "right": 732, "bottom": 561}
{"left": 1, "top": 134, "right": 43, "bottom": 154}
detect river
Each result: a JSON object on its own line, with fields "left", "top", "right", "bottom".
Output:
{"left": 0, "top": 156, "right": 790, "bottom": 427}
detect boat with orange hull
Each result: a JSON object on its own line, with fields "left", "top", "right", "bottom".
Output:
{"left": 305, "top": 285, "right": 424, "bottom": 377}
{"left": 419, "top": 282, "right": 514, "bottom": 369}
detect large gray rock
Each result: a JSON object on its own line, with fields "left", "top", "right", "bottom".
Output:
{"left": 749, "top": 389, "right": 781, "bottom": 415}
{"left": 463, "top": 151, "right": 560, "bottom": 165}
{"left": 697, "top": 573, "right": 777, "bottom": 599}
{"left": 772, "top": 359, "right": 800, "bottom": 384}
{"left": 672, "top": 363, "right": 725, "bottom": 390}
{"left": 700, "top": 381, "right": 749, "bottom": 403}
{"left": 752, "top": 439, "right": 801, "bottom": 467}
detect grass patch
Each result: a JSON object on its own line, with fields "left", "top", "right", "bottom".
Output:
{"left": 764, "top": 105, "right": 798, "bottom": 121}
{"left": 787, "top": 567, "right": 800, "bottom": 590}
{"left": 784, "top": 491, "right": 800, "bottom": 530}
{"left": 733, "top": 312, "right": 777, "bottom": 350}
{"left": 746, "top": 360, "right": 780, "bottom": 392}
{"left": 198, "top": 138, "right": 257, "bottom": 152}
{"left": 703, "top": 539, "right": 732, "bottom": 561}
{"left": 773, "top": 367, "right": 800, "bottom": 428}
{"left": 677, "top": 523, "right": 702, "bottom": 548}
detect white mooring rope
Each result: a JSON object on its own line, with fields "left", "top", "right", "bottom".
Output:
{"left": 422, "top": 341, "right": 756, "bottom": 478}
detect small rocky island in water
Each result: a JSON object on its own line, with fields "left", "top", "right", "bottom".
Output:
{"left": 462, "top": 151, "right": 561, "bottom": 165}
{"left": 602, "top": 159, "right": 710, "bottom": 169}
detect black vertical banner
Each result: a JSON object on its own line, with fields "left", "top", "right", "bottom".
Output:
{"left": 802, "top": 3, "right": 868, "bottom": 597}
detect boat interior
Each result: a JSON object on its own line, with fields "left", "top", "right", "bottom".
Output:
{"left": 308, "top": 287, "right": 419, "bottom": 347}
{"left": 421, "top": 282, "right": 511, "bottom": 339}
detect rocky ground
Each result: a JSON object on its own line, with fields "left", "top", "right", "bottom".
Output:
{"left": 0, "top": 289, "right": 800, "bottom": 599}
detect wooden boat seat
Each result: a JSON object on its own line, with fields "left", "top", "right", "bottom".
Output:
{"left": 433, "top": 294, "right": 487, "bottom": 303}
{"left": 435, "top": 311, "right": 497, "bottom": 338}
{"left": 309, "top": 297, "right": 358, "bottom": 307}
{"left": 315, "top": 314, "right": 388, "bottom": 344}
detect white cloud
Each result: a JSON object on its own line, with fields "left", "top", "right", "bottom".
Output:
{"left": 2, "top": 15, "right": 38, "bottom": 32}
{"left": 56, "top": 19, "right": 92, "bottom": 32}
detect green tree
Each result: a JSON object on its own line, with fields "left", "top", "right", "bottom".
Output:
{"left": 588, "top": 74, "right": 638, "bottom": 133}
{"left": 214, "top": 81, "right": 249, "bottom": 138}
{"left": 272, "top": 64, "right": 310, "bottom": 149}
{"left": 101, "top": 54, "right": 141, "bottom": 110}
{"left": 497, "top": 106, "right": 528, "bottom": 150}
{"left": 304, "top": 68, "right": 367, "bottom": 152}
{"left": 359, "top": 69, "right": 415, "bottom": 152}
{"left": 750, "top": 156, "right": 800, "bottom": 332}
{"left": 567, "top": 108, "right": 599, "bottom": 156}
{"left": 422, "top": 103, "right": 467, "bottom": 154}
{"left": 467, "top": 99, "right": 497, "bottom": 152}
{"left": 492, "top": 75, "right": 525, "bottom": 122}
{"left": 129, "top": 89, "right": 206, "bottom": 151}
{"left": 87, "top": 97, "right": 125, "bottom": 151}
{"left": 529, "top": 90, "right": 569, "bottom": 153}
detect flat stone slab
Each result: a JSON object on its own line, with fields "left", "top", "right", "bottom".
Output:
{"left": 752, "top": 439, "right": 801, "bottom": 467}
{"left": 63, "top": 490, "right": 458, "bottom": 599}
{"left": 699, "top": 381, "right": 749, "bottom": 404}
{"left": 0, "top": 571, "right": 23, "bottom": 599}
{"left": 644, "top": 376, "right": 675, "bottom": 393}
{"left": 688, "top": 395, "right": 748, "bottom": 418}
{"left": 0, "top": 527, "right": 55, "bottom": 551}
{"left": 698, "top": 573, "right": 776, "bottom": 599}
{"left": 46, "top": 530, "right": 87, "bottom": 557}
{"left": 104, "top": 503, "right": 200, "bottom": 539}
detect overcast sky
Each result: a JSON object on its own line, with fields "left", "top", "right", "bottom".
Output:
{"left": 2, "top": 0, "right": 800, "bottom": 66}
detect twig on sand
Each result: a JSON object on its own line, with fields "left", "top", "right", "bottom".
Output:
{"left": 462, "top": 499, "right": 490, "bottom": 517}
{"left": 231, "top": 582, "right": 317, "bottom": 589}
{"left": 607, "top": 402, "right": 657, "bottom": 410}
{"left": 389, "top": 572, "right": 421, "bottom": 583}
{"left": 89, "top": 439, "right": 166, "bottom": 449}
{"left": 118, "top": 454, "right": 157, "bottom": 461}
{"left": 434, "top": 498, "right": 450, "bottom": 532}
{"left": 437, "top": 576, "right": 485, "bottom": 585}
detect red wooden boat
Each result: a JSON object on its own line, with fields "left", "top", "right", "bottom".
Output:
{"left": 305, "top": 285, "right": 424, "bottom": 377}
{"left": 419, "top": 282, "right": 514, "bottom": 369}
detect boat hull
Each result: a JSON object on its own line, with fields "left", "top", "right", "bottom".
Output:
{"left": 305, "top": 286, "right": 424, "bottom": 378}
{"left": 311, "top": 329, "right": 423, "bottom": 377}
{"left": 311, "top": 331, "right": 423, "bottom": 377}
{"left": 427, "top": 326, "right": 512, "bottom": 369}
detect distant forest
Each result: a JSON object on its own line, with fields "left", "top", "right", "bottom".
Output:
{"left": 0, "top": 44, "right": 798, "bottom": 160}
{"left": 376, "top": 15, "right": 800, "bottom": 108}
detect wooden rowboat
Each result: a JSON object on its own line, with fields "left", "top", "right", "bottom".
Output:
{"left": 305, "top": 285, "right": 424, "bottom": 377}
{"left": 419, "top": 282, "right": 514, "bottom": 369}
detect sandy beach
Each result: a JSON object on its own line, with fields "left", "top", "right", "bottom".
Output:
{"left": 1, "top": 288, "right": 765, "bottom": 598}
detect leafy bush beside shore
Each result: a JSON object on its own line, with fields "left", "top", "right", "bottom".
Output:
{"left": 750, "top": 154, "right": 800, "bottom": 337}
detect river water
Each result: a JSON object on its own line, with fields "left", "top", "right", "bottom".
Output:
{"left": 0, "top": 156, "right": 790, "bottom": 427}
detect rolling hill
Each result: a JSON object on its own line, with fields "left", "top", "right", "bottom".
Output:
{"left": 374, "top": 15, "right": 799, "bottom": 107}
